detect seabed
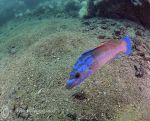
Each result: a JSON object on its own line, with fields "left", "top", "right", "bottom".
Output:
{"left": 0, "top": 15, "right": 150, "bottom": 121}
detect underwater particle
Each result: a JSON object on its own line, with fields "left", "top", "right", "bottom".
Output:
{"left": 72, "top": 90, "right": 87, "bottom": 100}
{"left": 134, "top": 65, "right": 144, "bottom": 78}
{"left": 66, "top": 112, "right": 77, "bottom": 120}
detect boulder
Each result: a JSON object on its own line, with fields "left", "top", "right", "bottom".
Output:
{"left": 87, "top": 0, "right": 150, "bottom": 28}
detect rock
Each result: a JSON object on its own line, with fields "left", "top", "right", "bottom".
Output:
{"left": 66, "top": 112, "right": 77, "bottom": 120}
{"left": 97, "top": 35, "right": 105, "bottom": 39}
{"left": 18, "top": 110, "right": 30, "bottom": 120}
{"left": 136, "top": 30, "right": 143, "bottom": 36}
{"left": 72, "top": 90, "right": 87, "bottom": 100}
{"left": 144, "top": 53, "right": 150, "bottom": 61}
{"left": 13, "top": 104, "right": 30, "bottom": 120}
{"left": 114, "top": 30, "right": 121, "bottom": 36}
{"left": 134, "top": 65, "right": 144, "bottom": 78}
{"left": 137, "top": 52, "right": 145, "bottom": 57}
{"left": 87, "top": 0, "right": 150, "bottom": 28}
{"left": 133, "top": 38, "right": 144, "bottom": 51}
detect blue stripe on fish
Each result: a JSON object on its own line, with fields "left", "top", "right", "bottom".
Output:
{"left": 66, "top": 79, "right": 75, "bottom": 85}
{"left": 122, "top": 36, "right": 132, "bottom": 55}
{"left": 73, "top": 55, "right": 94, "bottom": 72}
{"left": 73, "top": 49, "right": 94, "bottom": 71}
{"left": 78, "top": 65, "right": 88, "bottom": 72}
{"left": 74, "top": 55, "right": 91, "bottom": 68}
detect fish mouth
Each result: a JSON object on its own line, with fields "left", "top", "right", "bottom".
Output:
{"left": 65, "top": 83, "right": 75, "bottom": 90}
{"left": 65, "top": 79, "right": 79, "bottom": 90}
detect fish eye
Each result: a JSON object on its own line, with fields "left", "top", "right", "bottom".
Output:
{"left": 75, "top": 73, "right": 80, "bottom": 78}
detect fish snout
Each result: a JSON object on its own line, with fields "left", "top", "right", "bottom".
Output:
{"left": 65, "top": 79, "right": 77, "bottom": 90}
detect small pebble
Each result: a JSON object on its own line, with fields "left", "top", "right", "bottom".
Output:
{"left": 97, "top": 35, "right": 105, "bottom": 39}
{"left": 8, "top": 46, "right": 17, "bottom": 54}
{"left": 72, "top": 91, "right": 87, "bottom": 100}
{"left": 134, "top": 65, "right": 144, "bottom": 78}
{"left": 136, "top": 30, "right": 142, "bottom": 36}
{"left": 66, "top": 112, "right": 77, "bottom": 120}
{"left": 144, "top": 53, "right": 150, "bottom": 61}
{"left": 82, "top": 21, "right": 90, "bottom": 25}
{"left": 101, "top": 26, "right": 107, "bottom": 29}
{"left": 13, "top": 104, "right": 30, "bottom": 120}
{"left": 114, "top": 30, "right": 121, "bottom": 36}
{"left": 139, "top": 86, "right": 142, "bottom": 91}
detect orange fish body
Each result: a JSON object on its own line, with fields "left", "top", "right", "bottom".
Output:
{"left": 91, "top": 40, "right": 127, "bottom": 71}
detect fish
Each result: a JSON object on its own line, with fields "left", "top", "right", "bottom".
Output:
{"left": 66, "top": 36, "right": 132, "bottom": 89}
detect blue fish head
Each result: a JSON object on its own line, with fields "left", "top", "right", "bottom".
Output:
{"left": 66, "top": 69, "right": 93, "bottom": 89}
{"left": 66, "top": 50, "right": 94, "bottom": 89}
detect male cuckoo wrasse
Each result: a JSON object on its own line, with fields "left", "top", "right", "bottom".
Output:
{"left": 66, "top": 36, "right": 132, "bottom": 89}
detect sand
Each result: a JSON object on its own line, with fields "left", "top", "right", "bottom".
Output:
{"left": 0, "top": 16, "right": 150, "bottom": 121}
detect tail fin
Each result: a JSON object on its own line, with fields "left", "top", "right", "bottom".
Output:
{"left": 122, "top": 36, "right": 132, "bottom": 55}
